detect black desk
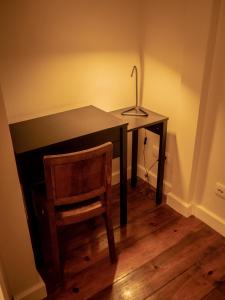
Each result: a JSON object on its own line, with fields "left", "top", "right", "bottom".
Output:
{"left": 9, "top": 105, "right": 128, "bottom": 264}
{"left": 111, "top": 107, "right": 168, "bottom": 205}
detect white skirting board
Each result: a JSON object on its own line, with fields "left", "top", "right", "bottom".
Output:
{"left": 137, "top": 164, "right": 225, "bottom": 237}
{"left": 192, "top": 204, "right": 225, "bottom": 237}
{"left": 166, "top": 192, "right": 193, "bottom": 218}
{"left": 112, "top": 164, "right": 172, "bottom": 193}
{"left": 13, "top": 279, "right": 46, "bottom": 300}
{"left": 137, "top": 164, "right": 172, "bottom": 194}
{"left": 112, "top": 166, "right": 131, "bottom": 185}
{"left": 166, "top": 193, "right": 225, "bottom": 237}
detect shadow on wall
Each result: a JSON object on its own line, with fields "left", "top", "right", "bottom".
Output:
{"left": 139, "top": 0, "right": 222, "bottom": 204}
{"left": 166, "top": 132, "right": 185, "bottom": 199}
{"left": 188, "top": 0, "right": 222, "bottom": 203}
{"left": 147, "top": 131, "right": 185, "bottom": 199}
{"left": 137, "top": 129, "right": 185, "bottom": 199}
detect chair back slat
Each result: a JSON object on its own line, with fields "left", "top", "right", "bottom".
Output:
{"left": 44, "top": 142, "right": 112, "bottom": 207}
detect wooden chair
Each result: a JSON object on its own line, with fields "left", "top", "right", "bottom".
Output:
{"left": 34, "top": 142, "right": 117, "bottom": 281}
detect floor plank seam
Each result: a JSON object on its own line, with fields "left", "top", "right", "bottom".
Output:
{"left": 90, "top": 227, "right": 224, "bottom": 299}
{"left": 143, "top": 264, "right": 194, "bottom": 300}
{"left": 143, "top": 238, "right": 225, "bottom": 300}
{"left": 42, "top": 179, "right": 225, "bottom": 299}
{"left": 64, "top": 207, "right": 180, "bottom": 260}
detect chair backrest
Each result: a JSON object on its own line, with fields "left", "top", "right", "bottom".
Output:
{"left": 43, "top": 142, "right": 112, "bottom": 207}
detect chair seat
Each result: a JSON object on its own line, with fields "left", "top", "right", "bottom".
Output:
{"left": 56, "top": 201, "right": 105, "bottom": 226}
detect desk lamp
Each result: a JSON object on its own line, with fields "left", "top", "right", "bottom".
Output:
{"left": 122, "top": 65, "right": 148, "bottom": 116}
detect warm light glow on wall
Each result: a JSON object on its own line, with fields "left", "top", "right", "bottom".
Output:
{"left": 1, "top": 51, "right": 139, "bottom": 123}
{"left": 142, "top": 54, "right": 202, "bottom": 200}
{"left": 0, "top": 0, "right": 141, "bottom": 122}
{"left": 143, "top": 57, "right": 181, "bottom": 132}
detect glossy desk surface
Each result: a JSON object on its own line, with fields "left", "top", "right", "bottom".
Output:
{"left": 10, "top": 105, "right": 127, "bottom": 154}
{"left": 111, "top": 107, "right": 168, "bottom": 131}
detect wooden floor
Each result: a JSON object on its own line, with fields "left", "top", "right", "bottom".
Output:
{"left": 43, "top": 179, "right": 225, "bottom": 300}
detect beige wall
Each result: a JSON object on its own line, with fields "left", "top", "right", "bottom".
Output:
{"left": 192, "top": 0, "right": 225, "bottom": 227}
{"left": 0, "top": 0, "right": 140, "bottom": 123}
{"left": 140, "top": 0, "right": 225, "bottom": 234}
{"left": 0, "top": 88, "right": 46, "bottom": 299}
{"left": 140, "top": 0, "right": 214, "bottom": 202}
{"left": 0, "top": 1, "right": 225, "bottom": 297}
{"left": 0, "top": 1, "right": 139, "bottom": 297}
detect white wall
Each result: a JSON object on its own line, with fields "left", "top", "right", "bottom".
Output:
{"left": 0, "top": 1, "right": 139, "bottom": 298}
{"left": 0, "top": 0, "right": 140, "bottom": 123}
{"left": 140, "top": 0, "right": 214, "bottom": 203}
{"left": 1, "top": 1, "right": 225, "bottom": 298}
{"left": 0, "top": 88, "right": 46, "bottom": 299}
{"left": 192, "top": 0, "right": 225, "bottom": 234}
{"left": 140, "top": 0, "right": 225, "bottom": 235}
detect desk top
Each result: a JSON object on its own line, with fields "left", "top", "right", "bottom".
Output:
{"left": 10, "top": 105, "right": 127, "bottom": 154}
{"left": 111, "top": 107, "right": 168, "bottom": 132}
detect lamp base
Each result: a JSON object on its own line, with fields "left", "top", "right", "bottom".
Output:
{"left": 121, "top": 106, "right": 148, "bottom": 117}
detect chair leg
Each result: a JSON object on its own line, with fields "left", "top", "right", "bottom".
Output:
{"left": 103, "top": 212, "right": 117, "bottom": 263}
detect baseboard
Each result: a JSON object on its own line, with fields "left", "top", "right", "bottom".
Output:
{"left": 138, "top": 163, "right": 192, "bottom": 217}
{"left": 13, "top": 279, "right": 46, "bottom": 300}
{"left": 112, "top": 165, "right": 225, "bottom": 237}
{"left": 166, "top": 192, "right": 193, "bottom": 217}
{"left": 112, "top": 170, "right": 120, "bottom": 186}
{"left": 112, "top": 164, "right": 171, "bottom": 193}
{"left": 193, "top": 204, "right": 225, "bottom": 237}
{"left": 112, "top": 167, "right": 131, "bottom": 186}
{"left": 137, "top": 164, "right": 172, "bottom": 194}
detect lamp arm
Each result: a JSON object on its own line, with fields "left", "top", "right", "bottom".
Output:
{"left": 131, "top": 66, "right": 138, "bottom": 107}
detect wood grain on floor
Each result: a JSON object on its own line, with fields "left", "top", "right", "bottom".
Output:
{"left": 42, "top": 179, "right": 225, "bottom": 300}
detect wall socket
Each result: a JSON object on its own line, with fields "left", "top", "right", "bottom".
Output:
{"left": 215, "top": 182, "right": 225, "bottom": 199}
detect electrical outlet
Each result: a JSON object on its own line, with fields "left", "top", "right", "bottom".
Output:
{"left": 215, "top": 182, "right": 225, "bottom": 199}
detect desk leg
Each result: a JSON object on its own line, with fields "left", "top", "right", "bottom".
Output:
{"left": 120, "top": 126, "right": 127, "bottom": 226}
{"left": 131, "top": 129, "right": 138, "bottom": 187}
{"left": 156, "top": 121, "right": 167, "bottom": 205}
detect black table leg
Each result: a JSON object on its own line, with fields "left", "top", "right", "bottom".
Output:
{"left": 156, "top": 121, "right": 167, "bottom": 205}
{"left": 131, "top": 129, "right": 138, "bottom": 187}
{"left": 120, "top": 125, "right": 128, "bottom": 226}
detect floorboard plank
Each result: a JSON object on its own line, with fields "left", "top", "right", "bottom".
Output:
{"left": 63, "top": 206, "right": 179, "bottom": 275}
{"left": 60, "top": 181, "right": 157, "bottom": 253}
{"left": 42, "top": 179, "right": 225, "bottom": 300}
{"left": 49, "top": 216, "right": 203, "bottom": 299}
{"left": 90, "top": 226, "right": 224, "bottom": 300}
{"left": 146, "top": 242, "right": 225, "bottom": 300}
{"left": 203, "top": 289, "right": 225, "bottom": 300}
